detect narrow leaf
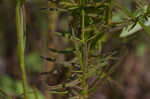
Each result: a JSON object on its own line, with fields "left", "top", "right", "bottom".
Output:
{"left": 139, "top": 21, "right": 150, "bottom": 36}
{"left": 120, "top": 17, "right": 150, "bottom": 37}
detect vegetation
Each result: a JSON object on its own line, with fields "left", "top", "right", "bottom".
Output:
{"left": 0, "top": 0, "right": 150, "bottom": 99}
{"left": 16, "top": 0, "right": 28, "bottom": 98}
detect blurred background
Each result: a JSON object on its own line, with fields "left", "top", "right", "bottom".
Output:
{"left": 1, "top": 0, "right": 150, "bottom": 99}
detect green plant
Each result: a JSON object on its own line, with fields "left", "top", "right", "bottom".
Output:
{"left": 15, "top": 0, "right": 28, "bottom": 98}
{"left": 0, "top": 75, "right": 45, "bottom": 99}
{"left": 40, "top": 0, "right": 150, "bottom": 99}
{"left": 41, "top": 0, "right": 115, "bottom": 99}
{"left": 1, "top": 0, "right": 148, "bottom": 99}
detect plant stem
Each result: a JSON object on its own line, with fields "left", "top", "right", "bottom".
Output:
{"left": 16, "top": 1, "right": 28, "bottom": 99}
{"left": 80, "top": 6, "right": 89, "bottom": 99}
{"left": 106, "top": 0, "right": 112, "bottom": 24}
{"left": 81, "top": 9, "right": 85, "bottom": 43}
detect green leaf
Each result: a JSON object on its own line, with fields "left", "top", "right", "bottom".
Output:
{"left": 120, "top": 17, "right": 150, "bottom": 37}
{"left": 49, "top": 48, "right": 74, "bottom": 54}
{"left": 139, "top": 21, "right": 150, "bottom": 36}
{"left": 49, "top": 90, "right": 68, "bottom": 95}
{"left": 120, "top": 22, "right": 142, "bottom": 37}
{"left": 120, "top": 5, "right": 150, "bottom": 37}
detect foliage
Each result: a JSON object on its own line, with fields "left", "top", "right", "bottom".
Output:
{"left": 0, "top": 75, "right": 45, "bottom": 99}
{"left": 120, "top": 5, "right": 150, "bottom": 37}
{"left": 40, "top": 0, "right": 150, "bottom": 99}
{"left": 1, "top": 0, "right": 150, "bottom": 99}
{"left": 41, "top": 0, "right": 121, "bottom": 99}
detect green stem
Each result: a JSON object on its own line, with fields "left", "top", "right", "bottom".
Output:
{"left": 106, "top": 0, "right": 112, "bottom": 24}
{"left": 80, "top": 7, "right": 88, "bottom": 99}
{"left": 81, "top": 9, "right": 85, "bottom": 43}
{"left": 16, "top": 1, "right": 28, "bottom": 99}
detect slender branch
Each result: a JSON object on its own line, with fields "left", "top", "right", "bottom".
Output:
{"left": 16, "top": 1, "right": 28, "bottom": 99}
